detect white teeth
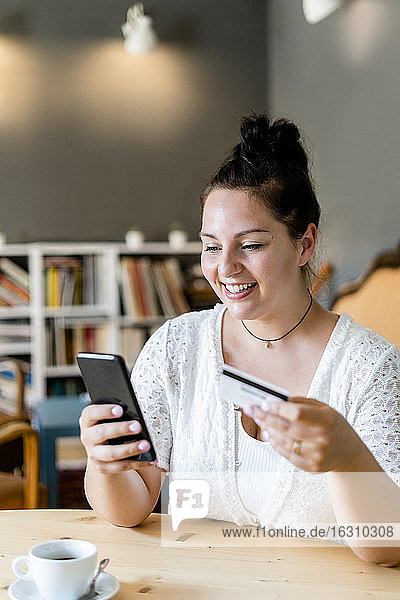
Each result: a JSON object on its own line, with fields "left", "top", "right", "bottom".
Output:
{"left": 225, "top": 283, "right": 256, "bottom": 293}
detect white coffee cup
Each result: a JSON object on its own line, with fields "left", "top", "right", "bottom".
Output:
{"left": 12, "top": 539, "right": 97, "bottom": 600}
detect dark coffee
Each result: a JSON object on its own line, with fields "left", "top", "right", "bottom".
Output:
{"left": 51, "top": 556, "right": 76, "bottom": 560}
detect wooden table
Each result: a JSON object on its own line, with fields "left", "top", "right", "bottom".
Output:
{"left": 0, "top": 510, "right": 399, "bottom": 599}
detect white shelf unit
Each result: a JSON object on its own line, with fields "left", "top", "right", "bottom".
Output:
{"left": 0, "top": 241, "right": 207, "bottom": 404}
{"left": 0, "top": 245, "right": 32, "bottom": 360}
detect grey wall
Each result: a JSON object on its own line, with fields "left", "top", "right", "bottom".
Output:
{"left": 0, "top": 1, "right": 267, "bottom": 242}
{"left": 3, "top": 0, "right": 398, "bottom": 290}
{"left": 267, "top": 0, "right": 400, "bottom": 288}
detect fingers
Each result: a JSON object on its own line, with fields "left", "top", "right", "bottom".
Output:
{"left": 88, "top": 454, "right": 159, "bottom": 475}
{"left": 88, "top": 437, "right": 158, "bottom": 475}
{"left": 89, "top": 419, "right": 142, "bottom": 445}
{"left": 268, "top": 430, "right": 328, "bottom": 474}
{"left": 79, "top": 403, "right": 155, "bottom": 470}
{"left": 89, "top": 438, "right": 151, "bottom": 463}
{"left": 243, "top": 397, "right": 349, "bottom": 473}
{"left": 244, "top": 397, "right": 332, "bottom": 431}
{"left": 266, "top": 433, "right": 315, "bottom": 471}
{"left": 80, "top": 404, "right": 143, "bottom": 445}
{"left": 242, "top": 400, "right": 333, "bottom": 473}
{"left": 254, "top": 410, "right": 322, "bottom": 440}
{"left": 80, "top": 403, "right": 124, "bottom": 428}
{"left": 249, "top": 402, "right": 330, "bottom": 446}
{"left": 260, "top": 397, "right": 324, "bottom": 423}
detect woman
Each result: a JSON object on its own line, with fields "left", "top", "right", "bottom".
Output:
{"left": 80, "top": 115, "right": 400, "bottom": 566}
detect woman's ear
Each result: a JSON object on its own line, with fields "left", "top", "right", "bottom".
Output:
{"left": 298, "top": 223, "right": 317, "bottom": 266}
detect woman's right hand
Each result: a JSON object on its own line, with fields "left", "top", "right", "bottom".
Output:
{"left": 79, "top": 403, "right": 157, "bottom": 474}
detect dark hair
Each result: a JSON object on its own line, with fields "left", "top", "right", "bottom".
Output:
{"left": 200, "top": 114, "right": 321, "bottom": 284}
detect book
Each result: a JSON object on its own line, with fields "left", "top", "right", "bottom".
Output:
{"left": 119, "top": 257, "right": 140, "bottom": 317}
{"left": 71, "top": 324, "right": 85, "bottom": 359}
{"left": 0, "top": 286, "right": 21, "bottom": 306}
{"left": 46, "top": 266, "right": 60, "bottom": 307}
{"left": 60, "top": 268, "right": 76, "bottom": 306}
{"left": 48, "top": 321, "right": 110, "bottom": 366}
{"left": 43, "top": 257, "right": 83, "bottom": 306}
{"left": 72, "top": 263, "right": 83, "bottom": 305}
{"left": 120, "top": 326, "right": 147, "bottom": 367}
{"left": 54, "top": 319, "right": 67, "bottom": 366}
{"left": 0, "top": 272, "right": 30, "bottom": 303}
{"left": 162, "top": 258, "right": 190, "bottom": 314}
{"left": 151, "top": 260, "right": 176, "bottom": 317}
{"left": 0, "top": 257, "right": 29, "bottom": 290}
{"left": 131, "top": 258, "right": 148, "bottom": 317}
{"left": 0, "top": 321, "right": 30, "bottom": 342}
{"left": 95, "top": 254, "right": 105, "bottom": 305}
{"left": 139, "top": 257, "right": 160, "bottom": 317}
{"left": 83, "top": 255, "right": 96, "bottom": 305}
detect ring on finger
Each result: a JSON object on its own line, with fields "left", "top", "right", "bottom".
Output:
{"left": 292, "top": 439, "right": 302, "bottom": 456}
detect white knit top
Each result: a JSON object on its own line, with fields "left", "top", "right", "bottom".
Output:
{"left": 131, "top": 304, "right": 400, "bottom": 535}
{"left": 236, "top": 415, "right": 284, "bottom": 514}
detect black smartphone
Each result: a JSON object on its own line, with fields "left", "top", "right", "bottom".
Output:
{"left": 76, "top": 352, "right": 156, "bottom": 462}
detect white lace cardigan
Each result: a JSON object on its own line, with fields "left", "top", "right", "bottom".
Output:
{"left": 131, "top": 304, "right": 400, "bottom": 532}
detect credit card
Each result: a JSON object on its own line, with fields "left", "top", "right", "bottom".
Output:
{"left": 219, "top": 364, "right": 289, "bottom": 408}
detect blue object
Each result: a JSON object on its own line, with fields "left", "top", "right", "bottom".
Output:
{"left": 32, "top": 395, "right": 89, "bottom": 508}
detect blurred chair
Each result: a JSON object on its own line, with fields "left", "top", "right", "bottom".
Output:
{"left": 0, "top": 419, "right": 47, "bottom": 508}
{"left": 0, "top": 357, "right": 47, "bottom": 508}
{"left": 0, "top": 357, "right": 30, "bottom": 474}
{"left": 310, "top": 261, "right": 334, "bottom": 299}
{"left": 0, "top": 357, "right": 29, "bottom": 421}
{"left": 332, "top": 241, "right": 400, "bottom": 348}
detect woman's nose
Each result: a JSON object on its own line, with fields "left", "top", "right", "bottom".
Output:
{"left": 218, "top": 256, "right": 242, "bottom": 279}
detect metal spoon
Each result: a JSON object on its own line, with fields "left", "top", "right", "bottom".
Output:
{"left": 79, "top": 558, "right": 110, "bottom": 600}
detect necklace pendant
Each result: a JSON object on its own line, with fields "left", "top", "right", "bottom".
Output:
{"left": 264, "top": 341, "right": 271, "bottom": 349}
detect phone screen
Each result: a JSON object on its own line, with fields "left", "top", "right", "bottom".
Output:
{"left": 76, "top": 352, "right": 156, "bottom": 462}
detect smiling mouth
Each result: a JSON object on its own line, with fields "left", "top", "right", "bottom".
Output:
{"left": 222, "top": 282, "right": 257, "bottom": 293}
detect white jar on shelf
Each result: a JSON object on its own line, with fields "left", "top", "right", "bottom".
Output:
{"left": 125, "top": 227, "right": 145, "bottom": 250}
{"left": 168, "top": 222, "right": 188, "bottom": 250}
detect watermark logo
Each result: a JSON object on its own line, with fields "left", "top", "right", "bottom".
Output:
{"left": 169, "top": 479, "right": 210, "bottom": 531}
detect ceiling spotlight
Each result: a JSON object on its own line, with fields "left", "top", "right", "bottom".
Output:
{"left": 303, "top": 0, "right": 345, "bottom": 24}
{"left": 121, "top": 3, "right": 158, "bottom": 54}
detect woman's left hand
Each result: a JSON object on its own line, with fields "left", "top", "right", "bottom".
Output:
{"left": 245, "top": 398, "right": 364, "bottom": 473}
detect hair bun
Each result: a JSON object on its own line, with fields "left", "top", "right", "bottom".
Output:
{"left": 240, "top": 115, "right": 307, "bottom": 170}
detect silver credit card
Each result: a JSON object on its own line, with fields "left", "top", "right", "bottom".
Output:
{"left": 219, "top": 364, "right": 289, "bottom": 408}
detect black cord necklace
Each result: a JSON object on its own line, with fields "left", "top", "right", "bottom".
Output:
{"left": 241, "top": 289, "right": 313, "bottom": 349}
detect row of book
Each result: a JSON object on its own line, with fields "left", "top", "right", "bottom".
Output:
{"left": 46, "top": 322, "right": 158, "bottom": 368}
{"left": 120, "top": 326, "right": 148, "bottom": 367}
{"left": 44, "top": 255, "right": 101, "bottom": 307}
{"left": 0, "top": 257, "right": 30, "bottom": 307}
{"left": 46, "top": 321, "right": 109, "bottom": 366}
{"left": 0, "top": 320, "right": 30, "bottom": 343}
{"left": 0, "top": 254, "right": 217, "bottom": 313}
{"left": 119, "top": 256, "right": 190, "bottom": 319}
{"left": 47, "top": 377, "right": 86, "bottom": 398}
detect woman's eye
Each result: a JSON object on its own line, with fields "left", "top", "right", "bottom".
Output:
{"left": 242, "top": 243, "right": 262, "bottom": 251}
{"left": 203, "top": 245, "right": 220, "bottom": 252}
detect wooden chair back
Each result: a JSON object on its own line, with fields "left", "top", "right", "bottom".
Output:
{"left": 310, "top": 261, "right": 334, "bottom": 299}
{"left": 0, "top": 419, "right": 46, "bottom": 509}
{"left": 332, "top": 241, "right": 400, "bottom": 348}
{"left": 0, "top": 358, "right": 47, "bottom": 508}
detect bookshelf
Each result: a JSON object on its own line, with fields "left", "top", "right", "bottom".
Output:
{"left": 0, "top": 242, "right": 217, "bottom": 408}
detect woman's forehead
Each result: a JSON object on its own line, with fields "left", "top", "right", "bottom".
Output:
{"left": 202, "top": 189, "right": 274, "bottom": 225}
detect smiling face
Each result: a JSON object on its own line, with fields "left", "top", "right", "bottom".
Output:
{"left": 200, "top": 189, "right": 316, "bottom": 324}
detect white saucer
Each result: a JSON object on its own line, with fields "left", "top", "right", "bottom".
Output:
{"left": 8, "top": 571, "right": 120, "bottom": 600}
